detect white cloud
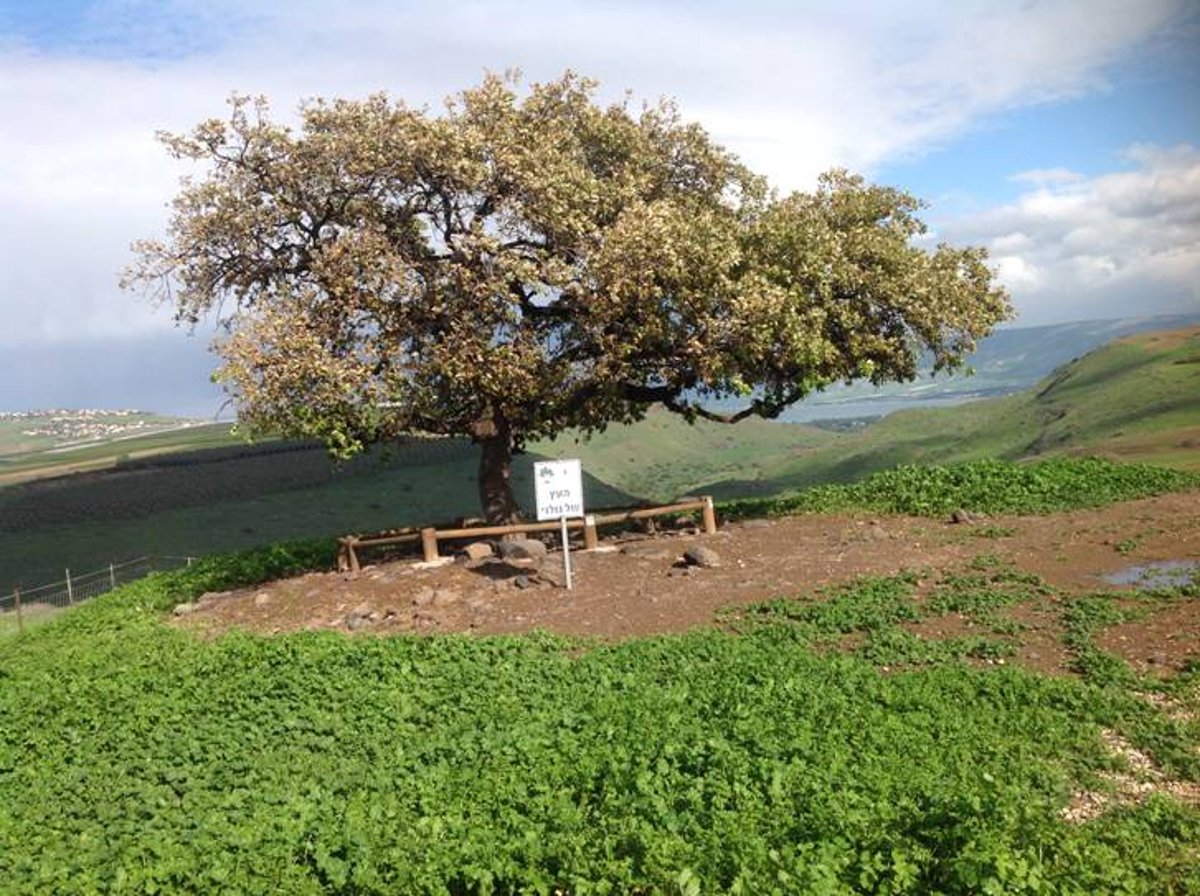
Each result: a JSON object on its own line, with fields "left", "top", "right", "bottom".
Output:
{"left": 945, "top": 143, "right": 1200, "bottom": 323}
{"left": 0, "top": 0, "right": 1193, "bottom": 356}
{"left": 1010, "top": 168, "right": 1086, "bottom": 186}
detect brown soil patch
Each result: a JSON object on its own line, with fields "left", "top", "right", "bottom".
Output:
{"left": 174, "top": 491, "right": 1200, "bottom": 678}
{"left": 1097, "top": 602, "right": 1200, "bottom": 677}
{"left": 903, "top": 613, "right": 981, "bottom": 640}
{"left": 1005, "top": 599, "right": 1073, "bottom": 677}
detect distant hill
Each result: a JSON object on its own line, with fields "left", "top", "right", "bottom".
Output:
{"left": 770, "top": 312, "right": 1200, "bottom": 421}
{"left": 0, "top": 412, "right": 239, "bottom": 484}
{"left": 6, "top": 313, "right": 1194, "bottom": 482}
{"left": 923, "top": 313, "right": 1200, "bottom": 394}
{"left": 706, "top": 325, "right": 1200, "bottom": 497}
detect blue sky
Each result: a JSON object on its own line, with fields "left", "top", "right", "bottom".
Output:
{"left": 1, "top": 0, "right": 1198, "bottom": 415}
{"left": 879, "top": 34, "right": 1200, "bottom": 206}
{"left": 884, "top": 74, "right": 1196, "bottom": 201}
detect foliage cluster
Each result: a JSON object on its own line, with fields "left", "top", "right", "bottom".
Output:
{"left": 729, "top": 556, "right": 1200, "bottom": 698}
{"left": 718, "top": 457, "right": 1200, "bottom": 520}
{"left": 3, "top": 542, "right": 1199, "bottom": 893}
{"left": 1061, "top": 595, "right": 1146, "bottom": 690}
{"left": 730, "top": 563, "right": 1200, "bottom": 780}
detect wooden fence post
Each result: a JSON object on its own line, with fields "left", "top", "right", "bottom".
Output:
{"left": 420, "top": 528, "right": 439, "bottom": 563}
{"left": 341, "top": 538, "right": 361, "bottom": 574}
{"left": 583, "top": 515, "right": 599, "bottom": 550}
{"left": 13, "top": 587, "right": 23, "bottom": 635}
{"left": 702, "top": 496, "right": 717, "bottom": 534}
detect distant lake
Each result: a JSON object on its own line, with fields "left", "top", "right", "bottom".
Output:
{"left": 779, "top": 394, "right": 994, "bottom": 424}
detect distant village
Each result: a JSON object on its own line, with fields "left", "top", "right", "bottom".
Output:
{"left": 0, "top": 409, "right": 197, "bottom": 445}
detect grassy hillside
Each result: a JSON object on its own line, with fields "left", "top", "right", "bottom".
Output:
{"left": 707, "top": 326, "right": 1200, "bottom": 498}
{"left": 532, "top": 412, "right": 835, "bottom": 502}
{"left": 2, "top": 327, "right": 1196, "bottom": 591}
{"left": 0, "top": 400, "right": 823, "bottom": 589}
{"left": 0, "top": 441, "right": 641, "bottom": 591}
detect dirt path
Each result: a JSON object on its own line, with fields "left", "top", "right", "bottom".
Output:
{"left": 176, "top": 491, "right": 1200, "bottom": 675}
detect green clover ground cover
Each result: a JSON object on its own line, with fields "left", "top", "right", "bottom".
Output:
{"left": 3, "top": 574, "right": 1198, "bottom": 892}
{"left": 718, "top": 457, "right": 1200, "bottom": 520}
{"left": 2, "top": 459, "right": 1198, "bottom": 894}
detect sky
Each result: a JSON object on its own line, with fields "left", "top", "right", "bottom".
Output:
{"left": 1, "top": 0, "right": 1198, "bottom": 417}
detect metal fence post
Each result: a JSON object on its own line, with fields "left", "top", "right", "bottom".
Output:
{"left": 65, "top": 568, "right": 74, "bottom": 605}
{"left": 13, "top": 587, "right": 23, "bottom": 634}
{"left": 109, "top": 562, "right": 116, "bottom": 589}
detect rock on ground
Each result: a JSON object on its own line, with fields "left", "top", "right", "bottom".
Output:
{"left": 460, "top": 542, "right": 494, "bottom": 561}
{"left": 683, "top": 545, "right": 721, "bottom": 568}
{"left": 621, "top": 543, "right": 675, "bottom": 560}
{"left": 497, "top": 539, "right": 548, "bottom": 563}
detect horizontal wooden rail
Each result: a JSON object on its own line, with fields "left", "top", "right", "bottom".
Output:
{"left": 591, "top": 499, "right": 717, "bottom": 528}
{"left": 338, "top": 497, "right": 716, "bottom": 572}
{"left": 337, "top": 531, "right": 420, "bottom": 574}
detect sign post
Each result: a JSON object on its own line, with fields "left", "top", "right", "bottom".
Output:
{"left": 560, "top": 516, "right": 572, "bottom": 590}
{"left": 534, "top": 459, "right": 584, "bottom": 590}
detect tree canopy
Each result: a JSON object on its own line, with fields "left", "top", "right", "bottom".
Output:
{"left": 125, "top": 72, "right": 1010, "bottom": 522}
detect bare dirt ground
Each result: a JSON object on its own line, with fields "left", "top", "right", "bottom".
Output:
{"left": 175, "top": 491, "right": 1200, "bottom": 677}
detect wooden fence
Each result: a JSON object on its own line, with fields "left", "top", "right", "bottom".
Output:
{"left": 338, "top": 497, "right": 717, "bottom": 573}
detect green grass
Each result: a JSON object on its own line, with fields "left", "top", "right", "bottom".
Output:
{"left": 718, "top": 456, "right": 1200, "bottom": 522}
{"left": 3, "top": 463, "right": 1199, "bottom": 893}
{"left": 1, "top": 544, "right": 1198, "bottom": 894}
{"left": 721, "top": 561, "right": 1041, "bottom": 668}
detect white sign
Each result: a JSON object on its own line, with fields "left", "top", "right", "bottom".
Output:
{"left": 534, "top": 459, "right": 584, "bottom": 521}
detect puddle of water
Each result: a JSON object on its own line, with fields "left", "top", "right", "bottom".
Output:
{"left": 1103, "top": 560, "right": 1200, "bottom": 589}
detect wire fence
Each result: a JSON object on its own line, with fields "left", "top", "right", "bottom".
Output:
{"left": 1, "top": 555, "right": 196, "bottom": 632}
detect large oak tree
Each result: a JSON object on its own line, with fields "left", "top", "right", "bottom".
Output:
{"left": 125, "top": 72, "right": 1010, "bottom": 523}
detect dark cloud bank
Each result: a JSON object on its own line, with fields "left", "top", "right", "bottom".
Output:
{"left": 1, "top": 333, "right": 228, "bottom": 418}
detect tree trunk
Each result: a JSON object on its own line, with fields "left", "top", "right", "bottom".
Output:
{"left": 477, "top": 423, "right": 522, "bottom": 525}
